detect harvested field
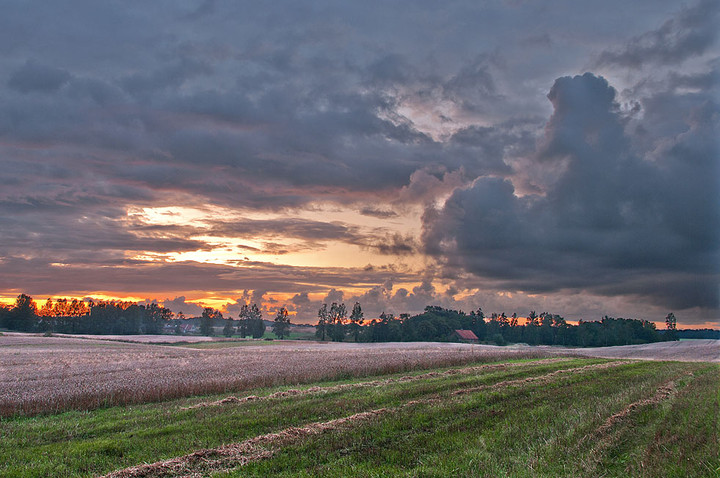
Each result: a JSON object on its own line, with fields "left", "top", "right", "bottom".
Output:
{"left": 0, "top": 333, "right": 554, "bottom": 416}
{"left": 1, "top": 351, "right": 717, "bottom": 477}
{"left": 551, "top": 339, "right": 720, "bottom": 362}
{"left": 2, "top": 332, "right": 717, "bottom": 416}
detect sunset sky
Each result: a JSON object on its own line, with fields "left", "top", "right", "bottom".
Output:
{"left": 0, "top": 1, "right": 717, "bottom": 327}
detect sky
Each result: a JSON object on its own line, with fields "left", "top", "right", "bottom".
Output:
{"left": 0, "top": 0, "right": 718, "bottom": 327}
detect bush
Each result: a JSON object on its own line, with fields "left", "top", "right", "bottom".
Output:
{"left": 491, "top": 333, "right": 506, "bottom": 346}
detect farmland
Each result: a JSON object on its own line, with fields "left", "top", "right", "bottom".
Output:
{"left": 0, "top": 334, "right": 718, "bottom": 477}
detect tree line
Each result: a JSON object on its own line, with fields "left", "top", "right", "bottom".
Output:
{"left": 0, "top": 294, "right": 292, "bottom": 338}
{"left": 0, "top": 294, "right": 174, "bottom": 335}
{"left": 0, "top": 294, "right": 682, "bottom": 346}
{"left": 199, "top": 304, "right": 290, "bottom": 339}
{"left": 311, "top": 303, "right": 679, "bottom": 346}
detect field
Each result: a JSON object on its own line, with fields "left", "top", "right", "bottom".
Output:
{"left": 1, "top": 334, "right": 718, "bottom": 477}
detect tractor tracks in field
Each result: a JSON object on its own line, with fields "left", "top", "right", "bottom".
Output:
{"left": 576, "top": 371, "right": 696, "bottom": 475}
{"left": 452, "top": 360, "right": 634, "bottom": 396}
{"left": 101, "top": 408, "right": 391, "bottom": 478}
{"left": 104, "top": 359, "right": 634, "bottom": 477}
{"left": 182, "top": 357, "right": 571, "bottom": 410}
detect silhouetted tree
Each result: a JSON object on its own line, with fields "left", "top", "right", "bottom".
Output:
{"left": 470, "top": 308, "right": 487, "bottom": 341}
{"left": 239, "top": 304, "right": 264, "bottom": 338}
{"left": 201, "top": 307, "right": 222, "bottom": 336}
{"left": 0, "top": 304, "right": 9, "bottom": 330}
{"left": 8, "top": 294, "right": 38, "bottom": 331}
{"left": 329, "top": 302, "right": 347, "bottom": 342}
{"left": 348, "top": 302, "right": 364, "bottom": 342}
{"left": 223, "top": 318, "right": 236, "bottom": 337}
{"left": 272, "top": 307, "right": 291, "bottom": 339}
{"left": 665, "top": 312, "right": 678, "bottom": 341}
{"left": 315, "top": 303, "right": 329, "bottom": 341}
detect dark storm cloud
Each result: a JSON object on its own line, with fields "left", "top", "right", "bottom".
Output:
{"left": 359, "top": 207, "right": 398, "bottom": 218}
{"left": 423, "top": 73, "right": 719, "bottom": 313}
{"left": 7, "top": 60, "right": 72, "bottom": 93}
{"left": 359, "top": 233, "right": 418, "bottom": 256}
{"left": 595, "top": 0, "right": 719, "bottom": 68}
{"left": 0, "top": 1, "right": 532, "bottom": 215}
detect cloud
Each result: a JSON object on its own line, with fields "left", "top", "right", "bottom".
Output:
{"left": 360, "top": 233, "right": 418, "bottom": 256}
{"left": 161, "top": 296, "right": 204, "bottom": 317}
{"left": 0, "top": 1, "right": 716, "bottom": 327}
{"left": 423, "top": 73, "right": 719, "bottom": 315}
{"left": 595, "top": 0, "right": 719, "bottom": 68}
{"left": 359, "top": 207, "right": 398, "bottom": 218}
{"left": 7, "top": 60, "right": 72, "bottom": 93}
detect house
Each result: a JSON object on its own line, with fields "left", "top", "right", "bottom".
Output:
{"left": 179, "top": 322, "right": 197, "bottom": 335}
{"left": 452, "top": 329, "right": 479, "bottom": 343}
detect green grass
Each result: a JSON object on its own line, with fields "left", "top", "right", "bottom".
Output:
{"left": 1, "top": 358, "right": 717, "bottom": 477}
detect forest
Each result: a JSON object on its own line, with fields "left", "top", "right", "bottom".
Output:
{"left": 0, "top": 294, "right": 685, "bottom": 347}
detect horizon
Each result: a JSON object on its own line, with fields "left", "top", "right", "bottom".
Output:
{"left": 0, "top": 293, "right": 715, "bottom": 330}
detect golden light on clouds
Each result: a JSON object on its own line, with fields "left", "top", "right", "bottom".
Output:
{"left": 126, "top": 202, "right": 428, "bottom": 271}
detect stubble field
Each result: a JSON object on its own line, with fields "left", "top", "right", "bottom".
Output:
{"left": 0, "top": 333, "right": 555, "bottom": 417}
{"left": 1, "top": 334, "right": 718, "bottom": 477}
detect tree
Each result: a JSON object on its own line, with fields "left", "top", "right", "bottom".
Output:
{"left": 272, "top": 307, "right": 291, "bottom": 339}
{"left": 39, "top": 298, "right": 54, "bottom": 317}
{"left": 315, "top": 303, "right": 329, "bottom": 341}
{"left": 200, "top": 307, "right": 222, "bottom": 336}
{"left": 665, "top": 312, "right": 678, "bottom": 341}
{"left": 143, "top": 303, "right": 172, "bottom": 334}
{"left": 470, "top": 307, "right": 487, "bottom": 341}
{"left": 239, "top": 305, "right": 250, "bottom": 337}
{"left": 329, "top": 302, "right": 347, "bottom": 342}
{"left": 223, "top": 318, "right": 236, "bottom": 337}
{"left": 0, "top": 304, "right": 9, "bottom": 330}
{"left": 8, "top": 294, "right": 38, "bottom": 331}
{"left": 238, "top": 304, "right": 264, "bottom": 338}
{"left": 348, "top": 302, "right": 364, "bottom": 342}
{"left": 250, "top": 304, "right": 264, "bottom": 338}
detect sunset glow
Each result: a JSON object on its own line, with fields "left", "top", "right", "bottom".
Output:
{"left": 0, "top": 1, "right": 717, "bottom": 327}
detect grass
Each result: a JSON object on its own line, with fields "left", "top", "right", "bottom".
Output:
{"left": 1, "top": 357, "right": 717, "bottom": 477}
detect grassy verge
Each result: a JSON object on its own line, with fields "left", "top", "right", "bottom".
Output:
{"left": 1, "top": 358, "right": 716, "bottom": 477}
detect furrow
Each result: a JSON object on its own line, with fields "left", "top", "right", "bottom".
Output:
{"left": 183, "top": 357, "right": 571, "bottom": 410}
{"left": 452, "top": 360, "right": 633, "bottom": 396}
{"left": 100, "top": 409, "right": 392, "bottom": 477}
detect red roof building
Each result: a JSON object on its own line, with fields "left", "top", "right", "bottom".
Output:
{"left": 453, "top": 329, "right": 479, "bottom": 343}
